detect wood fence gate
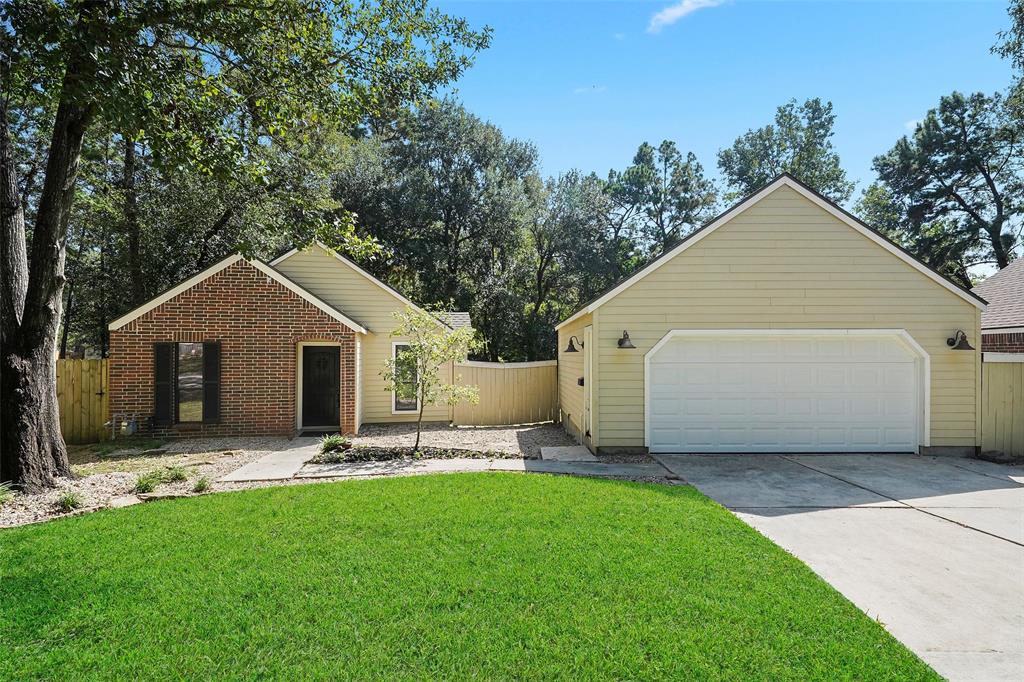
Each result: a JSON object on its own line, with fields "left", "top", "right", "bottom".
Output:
{"left": 453, "top": 360, "right": 558, "bottom": 426}
{"left": 56, "top": 359, "right": 109, "bottom": 444}
{"left": 981, "top": 355, "right": 1023, "bottom": 458}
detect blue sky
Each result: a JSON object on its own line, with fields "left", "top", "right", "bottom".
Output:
{"left": 437, "top": 0, "right": 1014, "bottom": 203}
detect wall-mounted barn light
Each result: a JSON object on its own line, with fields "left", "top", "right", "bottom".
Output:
{"left": 946, "top": 330, "right": 974, "bottom": 351}
{"left": 564, "top": 335, "right": 584, "bottom": 353}
{"left": 617, "top": 331, "right": 636, "bottom": 349}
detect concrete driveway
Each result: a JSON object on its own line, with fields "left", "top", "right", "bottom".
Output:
{"left": 653, "top": 453, "right": 1024, "bottom": 682}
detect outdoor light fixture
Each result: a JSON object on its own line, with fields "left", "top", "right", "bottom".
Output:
{"left": 617, "top": 330, "right": 636, "bottom": 349}
{"left": 946, "top": 330, "right": 975, "bottom": 351}
{"left": 564, "top": 335, "right": 584, "bottom": 353}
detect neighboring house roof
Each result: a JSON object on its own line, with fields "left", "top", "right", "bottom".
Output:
{"left": 439, "top": 311, "right": 472, "bottom": 330}
{"left": 973, "top": 258, "right": 1024, "bottom": 331}
{"left": 271, "top": 241, "right": 454, "bottom": 330}
{"left": 107, "top": 254, "right": 369, "bottom": 334}
{"left": 555, "top": 174, "right": 987, "bottom": 331}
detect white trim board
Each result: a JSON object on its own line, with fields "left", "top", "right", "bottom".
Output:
{"left": 296, "top": 341, "right": 344, "bottom": 431}
{"left": 272, "top": 241, "right": 449, "bottom": 329}
{"left": 642, "top": 328, "right": 931, "bottom": 451}
{"left": 983, "top": 327, "right": 1024, "bottom": 335}
{"left": 456, "top": 360, "right": 556, "bottom": 369}
{"left": 984, "top": 353, "right": 1024, "bottom": 363}
{"left": 555, "top": 175, "right": 985, "bottom": 331}
{"left": 391, "top": 341, "right": 420, "bottom": 415}
{"left": 108, "top": 255, "right": 368, "bottom": 334}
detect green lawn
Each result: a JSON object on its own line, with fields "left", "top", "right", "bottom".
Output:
{"left": 0, "top": 474, "right": 936, "bottom": 680}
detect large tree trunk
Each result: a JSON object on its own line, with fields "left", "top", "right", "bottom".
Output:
{"left": 122, "top": 137, "right": 145, "bottom": 304}
{"left": 0, "top": 77, "right": 93, "bottom": 490}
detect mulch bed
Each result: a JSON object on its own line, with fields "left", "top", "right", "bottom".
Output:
{"left": 310, "top": 445, "right": 528, "bottom": 464}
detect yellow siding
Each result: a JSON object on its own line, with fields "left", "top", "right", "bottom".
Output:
{"left": 557, "top": 312, "right": 591, "bottom": 441}
{"left": 595, "top": 185, "right": 980, "bottom": 449}
{"left": 981, "top": 361, "right": 1024, "bottom": 457}
{"left": 274, "top": 246, "right": 451, "bottom": 426}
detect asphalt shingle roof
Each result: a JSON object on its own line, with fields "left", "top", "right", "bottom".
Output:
{"left": 973, "top": 258, "right": 1024, "bottom": 329}
{"left": 440, "top": 311, "right": 472, "bottom": 330}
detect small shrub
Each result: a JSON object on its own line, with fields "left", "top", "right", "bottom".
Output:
{"left": 192, "top": 476, "right": 211, "bottom": 493}
{"left": 319, "top": 434, "right": 351, "bottom": 455}
{"left": 56, "top": 491, "right": 84, "bottom": 513}
{"left": 164, "top": 466, "right": 188, "bottom": 483}
{"left": 0, "top": 482, "right": 15, "bottom": 506}
{"left": 134, "top": 471, "right": 163, "bottom": 494}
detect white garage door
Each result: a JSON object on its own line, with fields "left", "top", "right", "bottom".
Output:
{"left": 647, "top": 332, "right": 921, "bottom": 453}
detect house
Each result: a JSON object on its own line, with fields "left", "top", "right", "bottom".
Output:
{"left": 107, "top": 242, "right": 469, "bottom": 437}
{"left": 972, "top": 257, "right": 1024, "bottom": 354}
{"left": 556, "top": 174, "right": 986, "bottom": 456}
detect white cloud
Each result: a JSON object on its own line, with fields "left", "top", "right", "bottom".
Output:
{"left": 573, "top": 85, "right": 608, "bottom": 95}
{"left": 904, "top": 119, "right": 921, "bottom": 132}
{"left": 648, "top": 0, "right": 723, "bottom": 34}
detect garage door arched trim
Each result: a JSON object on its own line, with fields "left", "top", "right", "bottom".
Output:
{"left": 643, "top": 329, "right": 931, "bottom": 452}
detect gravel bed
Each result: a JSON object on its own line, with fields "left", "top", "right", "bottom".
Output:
{"left": 353, "top": 422, "right": 575, "bottom": 458}
{"left": 0, "top": 437, "right": 289, "bottom": 528}
{"left": 311, "top": 445, "right": 520, "bottom": 464}
{"left": 0, "top": 424, "right": 646, "bottom": 529}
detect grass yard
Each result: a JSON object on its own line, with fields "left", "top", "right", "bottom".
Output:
{"left": 0, "top": 474, "right": 937, "bottom": 680}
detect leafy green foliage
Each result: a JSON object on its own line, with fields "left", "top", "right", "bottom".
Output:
{"left": 134, "top": 472, "right": 163, "bottom": 494}
{"left": 718, "top": 98, "right": 854, "bottom": 203}
{"left": 381, "top": 306, "right": 480, "bottom": 450}
{"left": 0, "top": 475, "right": 938, "bottom": 680}
{"left": 192, "top": 476, "right": 211, "bottom": 494}
{"left": 318, "top": 434, "right": 352, "bottom": 456}
{"left": 55, "top": 491, "right": 83, "bottom": 513}
{"left": 608, "top": 140, "right": 717, "bottom": 257}
{"left": 0, "top": 482, "right": 14, "bottom": 506}
{"left": 164, "top": 466, "right": 188, "bottom": 483}
{"left": 867, "top": 91, "right": 1022, "bottom": 277}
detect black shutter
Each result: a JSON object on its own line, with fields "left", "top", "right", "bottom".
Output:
{"left": 202, "top": 342, "right": 221, "bottom": 423}
{"left": 153, "top": 343, "right": 175, "bottom": 425}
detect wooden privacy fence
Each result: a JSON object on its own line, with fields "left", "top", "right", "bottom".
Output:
{"left": 453, "top": 360, "right": 558, "bottom": 426}
{"left": 56, "top": 359, "right": 109, "bottom": 444}
{"left": 981, "top": 356, "right": 1024, "bottom": 458}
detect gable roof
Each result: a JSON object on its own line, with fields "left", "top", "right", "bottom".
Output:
{"left": 108, "top": 254, "right": 369, "bottom": 333}
{"left": 271, "top": 241, "right": 454, "bottom": 330}
{"left": 438, "top": 311, "right": 472, "bottom": 330}
{"left": 555, "top": 173, "right": 987, "bottom": 330}
{"left": 973, "top": 257, "right": 1024, "bottom": 330}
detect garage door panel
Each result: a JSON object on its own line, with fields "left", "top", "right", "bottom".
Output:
{"left": 648, "top": 333, "right": 920, "bottom": 453}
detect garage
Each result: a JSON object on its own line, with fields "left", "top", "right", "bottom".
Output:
{"left": 645, "top": 331, "right": 927, "bottom": 454}
{"left": 556, "top": 175, "right": 984, "bottom": 456}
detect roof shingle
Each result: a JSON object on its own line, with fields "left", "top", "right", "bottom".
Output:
{"left": 973, "top": 258, "right": 1024, "bottom": 329}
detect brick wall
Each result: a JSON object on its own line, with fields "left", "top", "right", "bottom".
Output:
{"left": 109, "top": 260, "right": 357, "bottom": 437}
{"left": 982, "top": 332, "right": 1024, "bottom": 353}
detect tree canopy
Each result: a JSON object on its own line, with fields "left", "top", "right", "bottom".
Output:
{"left": 718, "top": 98, "right": 854, "bottom": 203}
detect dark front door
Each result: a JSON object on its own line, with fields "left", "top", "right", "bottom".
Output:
{"left": 302, "top": 346, "right": 340, "bottom": 428}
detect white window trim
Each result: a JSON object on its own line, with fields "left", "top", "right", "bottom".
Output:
{"left": 642, "top": 329, "right": 931, "bottom": 451}
{"left": 296, "top": 341, "right": 343, "bottom": 432}
{"left": 983, "top": 352, "right": 1024, "bottom": 363}
{"left": 391, "top": 341, "right": 420, "bottom": 415}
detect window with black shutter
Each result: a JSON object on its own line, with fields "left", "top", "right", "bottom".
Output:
{"left": 153, "top": 344, "right": 175, "bottom": 425}
{"left": 202, "top": 342, "right": 221, "bottom": 423}
{"left": 153, "top": 342, "right": 222, "bottom": 425}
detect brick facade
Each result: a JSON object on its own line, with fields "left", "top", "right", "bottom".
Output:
{"left": 982, "top": 332, "right": 1024, "bottom": 353}
{"left": 109, "top": 260, "right": 357, "bottom": 437}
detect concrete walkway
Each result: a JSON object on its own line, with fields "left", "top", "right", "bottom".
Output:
{"left": 654, "top": 453, "right": 1024, "bottom": 682}
{"left": 218, "top": 438, "right": 320, "bottom": 482}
